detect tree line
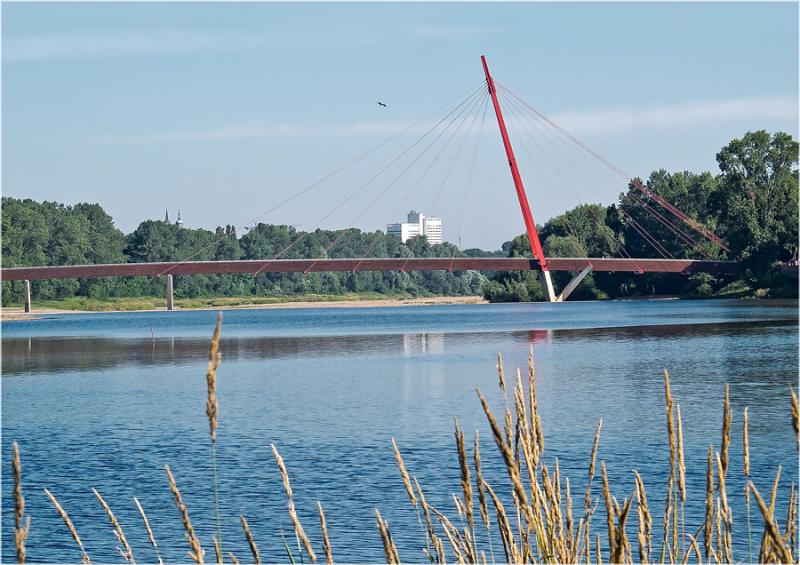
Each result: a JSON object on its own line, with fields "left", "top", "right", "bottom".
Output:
{"left": 483, "top": 131, "right": 798, "bottom": 301}
{"left": 2, "top": 131, "right": 796, "bottom": 305}
{"left": 1, "top": 202, "right": 486, "bottom": 305}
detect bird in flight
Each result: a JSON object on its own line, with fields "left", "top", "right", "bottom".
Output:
{"left": 377, "top": 101, "right": 388, "bottom": 108}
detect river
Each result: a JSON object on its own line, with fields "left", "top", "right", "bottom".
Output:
{"left": 2, "top": 299, "right": 797, "bottom": 563}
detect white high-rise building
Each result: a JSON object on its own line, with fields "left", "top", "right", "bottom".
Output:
{"left": 387, "top": 210, "right": 443, "bottom": 245}
{"left": 422, "top": 216, "right": 442, "bottom": 245}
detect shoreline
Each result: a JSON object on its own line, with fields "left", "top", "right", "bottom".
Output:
{"left": 1, "top": 295, "right": 488, "bottom": 321}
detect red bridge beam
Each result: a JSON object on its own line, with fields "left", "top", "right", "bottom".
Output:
{"left": 1, "top": 257, "right": 740, "bottom": 281}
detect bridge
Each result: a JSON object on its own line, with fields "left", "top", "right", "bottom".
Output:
{"left": 2, "top": 56, "right": 744, "bottom": 312}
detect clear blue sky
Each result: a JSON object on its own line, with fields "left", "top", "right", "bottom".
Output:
{"left": 3, "top": 2, "right": 798, "bottom": 249}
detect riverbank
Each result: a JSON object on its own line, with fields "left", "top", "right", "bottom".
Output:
{"left": 2, "top": 293, "right": 487, "bottom": 320}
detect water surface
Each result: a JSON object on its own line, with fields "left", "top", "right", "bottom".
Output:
{"left": 2, "top": 300, "right": 797, "bottom": 562}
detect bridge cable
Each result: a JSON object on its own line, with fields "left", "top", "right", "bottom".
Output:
{"left": 502, "top": 91, "right": 711, "bottom": 271}
{"left": 499, "top": 91, "right": 663, "bottom": 266}
{"left": 499, "top": 88, "right": 714, "bottom": 262}
{"left": 305, "top": 90, "right": 487, "bottom": 273}
{"left": 255, "top": 86, "right": 485, "bottom": 276}
{"left": 498, "top": 81, "right": 712, "bottom": 237}
{"left": 503, "top": 93, "right": 667, "bottom": 273}
{"left": 252, "top": 86, "right": 486, "bottom": 276}
{"left": 501, "top": 92, "right": 617, "bottom": 258}
{"left": 399, "top": 91, "right": 488, "bottom": 273}
{"left": 626, "top": 193, "right": 713, "bottom": 259}
{"left": 349, "top": 92, "right": 489, "bottom": 273}
{"left": 154, "top": 81, "right": 486, "bottom": 278}
{"left": 502, "top": 93, "right": 658, "bottom": 276}
{"left": 496, "top": 82, "right": 729, "bottom": 253}
{"left": 500, "top": 90, "right": 692, "bottom": 267}
{"left": 448, "top": 96, "right": 490, "bottom": 272}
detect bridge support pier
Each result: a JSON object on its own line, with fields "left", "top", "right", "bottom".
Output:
{"left": 23, "top": 279, "right": 31, "bottom": 313}
{"left": 541, "top": 270, "right": 557, "bottom": 303}
{"left": 556, "top": 265, "right": 593, "bottom": 302}
{"left": 166, "top": 275, "right": 174, "bottom": 311}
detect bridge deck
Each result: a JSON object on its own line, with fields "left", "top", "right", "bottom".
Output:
{"left": 1, "top": 257, "right": 740, "bottom": 281}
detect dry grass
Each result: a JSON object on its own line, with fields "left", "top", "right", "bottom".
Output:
{"left": 317, "top": 502, "right": 334, "bottom": 564}
{"left": 165, "top": 464, "right": 205, "bottom": 563}
{"left": 207, "top": 313, "right": 224, "bottom": 551}
{"left": 92, "top": 488, "right": 134, "bottom": 563}
{"left": 43, "top": 488, "right": 91, "bottom": 564}
{"left": 134, "top": 497, "right": 163, "bottom": 565}
{"left": 206, "top": 313, "right": 222, "bottom": 442}
{"left": 271, "top": 443, "right": 317, "bottom": 562}
{"left": 240, "top": 515, "right": 261, "bottom": 564}
{"left": 16, "top": 319, "right": 800, "bottom": 564}
{"left": 13, "top": 442, "right": 30, "bottom": 564}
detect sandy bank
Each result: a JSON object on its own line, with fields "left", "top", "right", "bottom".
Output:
{"left": 2, "top": 295, "right": 488, "bottom": 321}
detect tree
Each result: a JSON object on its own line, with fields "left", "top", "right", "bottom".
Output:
{"left": 713, "top": 131, "right": 798, "bottom": 270}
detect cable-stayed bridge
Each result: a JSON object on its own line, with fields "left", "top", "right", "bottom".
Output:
{"left": 3, "top": 56, "right": 746, "bottom": 311}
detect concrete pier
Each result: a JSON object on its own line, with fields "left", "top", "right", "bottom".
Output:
{"left": 166, "top": 274, "right": 174, "bottom": 311}
{"left": 24, "top": 279, "right": 31, "bottom": 313}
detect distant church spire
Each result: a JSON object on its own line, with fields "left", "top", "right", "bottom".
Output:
{"left": 165, "top": 209, "right": 170, "bottom": 223}
{"left": 176, "top": 209, "right": 183, "bottom": 228}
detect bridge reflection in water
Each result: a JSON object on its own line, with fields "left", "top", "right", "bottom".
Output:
{"left": 4, "top": 318, "right": 793, "bottom": 377}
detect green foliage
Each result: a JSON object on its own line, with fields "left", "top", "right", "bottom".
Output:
{"left": 1, "top": 201, "right": 488, "bottom": 305}
{"left": 713, "top": 131, "right": 798, "bottom": 274}
{"left": 3, "top": 131, "right": 797, "bottom": 306}
{"left": 482, "top": 131, "right": 798, "bottom": 302}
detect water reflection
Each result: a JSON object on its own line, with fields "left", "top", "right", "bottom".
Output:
{"left": 2, "top": 302, "right": 797, "bottom": 563}
{"left": 402, "top": 332, "right": 444, "bottom": 355}
{"left": 2, "top": 318, "right": 794, "bottom": 376}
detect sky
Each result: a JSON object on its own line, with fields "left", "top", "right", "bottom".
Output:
{"left": 3, "top": 2, "right": 798, "bottom": 250}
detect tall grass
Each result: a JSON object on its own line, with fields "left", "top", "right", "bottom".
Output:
{"left": 12, "top": 318, "right": 799, "bottom": 564}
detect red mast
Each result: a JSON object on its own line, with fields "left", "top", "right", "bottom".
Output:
{"left": 481, "top": 55, "right": 555, "bottom": 301}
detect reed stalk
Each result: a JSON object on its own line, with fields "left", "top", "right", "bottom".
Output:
{"left": 528, "top": 347, "right": 544, "bottom": 461}
{"left": 164, "top": 464, "right": 205, "bottom": 563}
{"left": 633, "top": 470, "right": 652, "bottom": 562}
{"left": 743, "top": 407, "right": 753, "bottom": 563}
{"left": 704, "top": 446, "right": 714, "bottom": 560}
{"left": 376, "top": 510, "right": 400, "bottom": 564}
{"left": 134, "top": 497, "right": 162, "bottom": 565}
{"left": 785, "top": 484, "right": 797, "bottom": 558}
{"left": 749, "top": 481, "right": 794, "bottom": 563}
{"left": 44, "top": 489, "right": 91, "bottom": 564}
{"left": 13, "top": 443, "right": 30, "bottom": 564}
{"left": 414, "top": 476, "right": 446, "bottom": 563}
{"left": 720, "top": 384, "right": 731, "bottom": 477}
{"left": 483, "top": 478, "right": 519, "bottom": 563}
{"left": 584, "top": 418, "right": 603, "bottom": 538}
{"left": 213, "top": 536, "right": 222, "bottom": 564}
{"left": 476, "top": 389, "right": 535, "bottom": 531}
{"left": 92, "top": 488, "right": 134, "bottom": 563}
{"left": 676, "top": 404, "right": 686, "bottom": 561}
{"left": 16, "top": 330, "right": 800, "bottom": 565}
{"left": 714, "top": 453, "right": 732, "bottom": 562}
{"left": 791, "top": 387, "right": 799, "bottom": 450}
{"left": 392, "top": 438, "right": 431, "bottom": 558}
{"left": 240, "top": 515, "right": 262, "bottom": 564}
{"left": 272, "top": 444, "right": 317, "bottom": 563}
{"left": 454, "top": 417, "right": 476, "bottom": 558}
{"left": 206, "top": 314, "right": 223, "bottom": 549}
{"left": 391, "top": 438, "right": 417, "bottom": 508}
{"left": 473, "top": 431, "right": 495, "bottom": 564}
{"left": 317, "top": 502, "right": 333, "bottom": 564}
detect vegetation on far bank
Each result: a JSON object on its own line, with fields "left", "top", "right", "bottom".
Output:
{"left": 2, "top": 130, "right": 797, "bottom": 306}
{"left": 482, "top": 131, "right": 798, "bottom": 302}
{"left": 8, "top": 292, "right": 482, "bottom": 313}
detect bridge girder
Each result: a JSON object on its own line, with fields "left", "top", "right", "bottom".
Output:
{"left": 1, "top": 257, "right": 741, "bottom": 281}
